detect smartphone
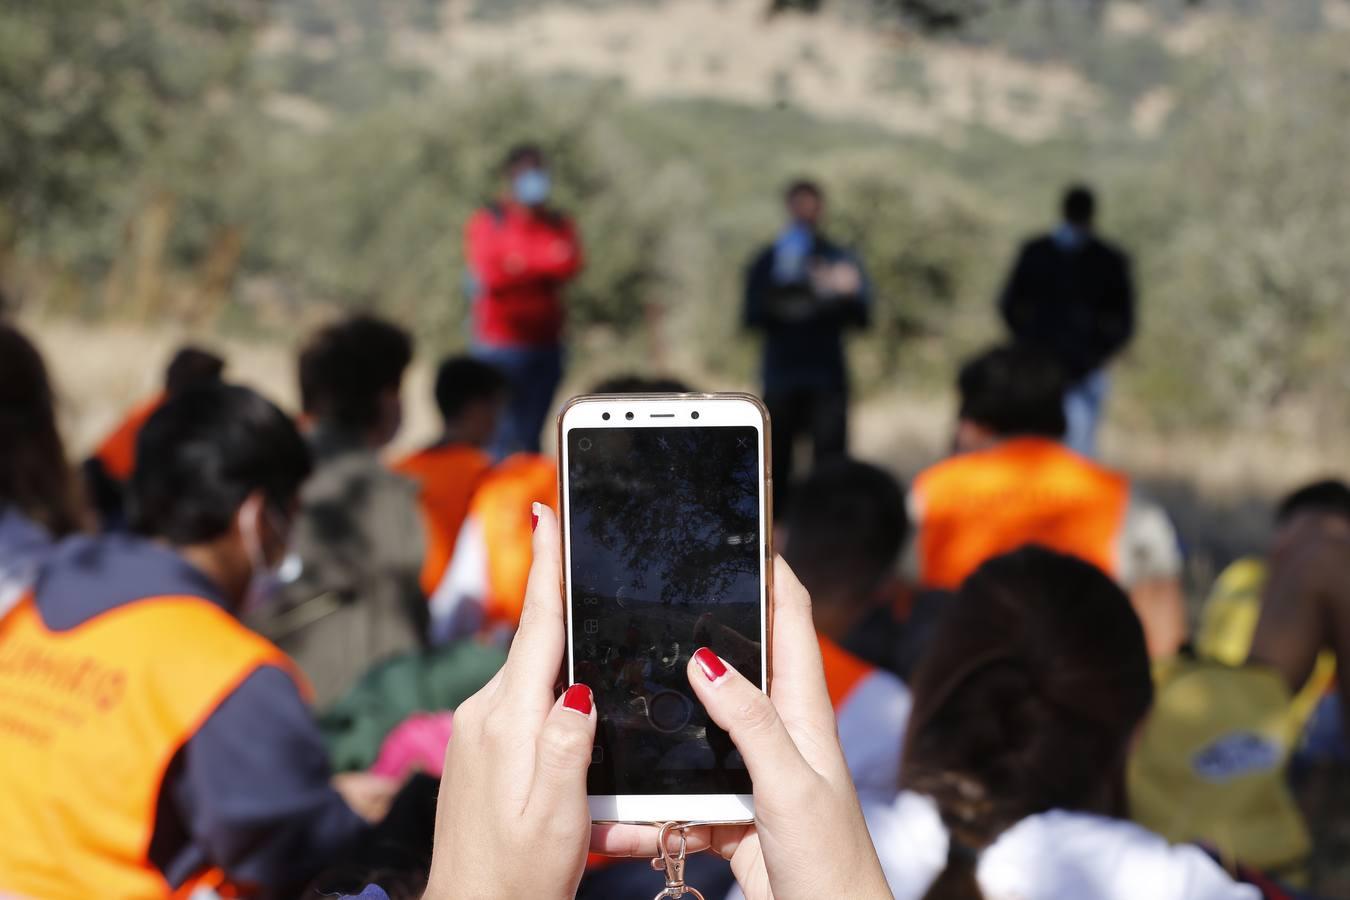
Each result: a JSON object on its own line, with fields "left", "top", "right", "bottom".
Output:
{"left": 559, "top": 393, "right": 772, "bottom": 823}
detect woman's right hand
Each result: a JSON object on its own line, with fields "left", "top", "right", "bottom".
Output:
{"left": 686, "top": 558, "right": 893, "bottom": 900}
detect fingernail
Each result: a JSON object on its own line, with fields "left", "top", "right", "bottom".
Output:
{"left": 693, "top": 647, "right": 727, "bottom": 683}
{"left": 562, "top": 683, "right": 592, "bottom": 716}
{"left": 531, "top": 502, "right": 540, "bottom": 532}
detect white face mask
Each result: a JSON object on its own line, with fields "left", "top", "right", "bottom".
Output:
{"left": 240, "top": 495, "right": 294, "bottom": 614}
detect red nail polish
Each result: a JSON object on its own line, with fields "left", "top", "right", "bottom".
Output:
{"left": 693, "top": 647, "right": 727, "bottom": 682}
{"left": 531, "top": 508, "right": 539, "bottom": 532}
{"left": 563, "top": 683, "right": 592, "bottom": 715}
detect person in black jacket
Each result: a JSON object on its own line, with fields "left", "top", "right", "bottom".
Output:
{"left": 744, "top": 179, "right": 870, "bottom": 516}
{"left": 997, "top": 184, "right": 1135, "bottom": 456}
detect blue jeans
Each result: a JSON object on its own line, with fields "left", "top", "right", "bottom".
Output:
{"left": 474, "top": 344, "right": 564, "bottom": 459}
{"left": 1064, "top": 368, "right": 1109, "bottom": 458}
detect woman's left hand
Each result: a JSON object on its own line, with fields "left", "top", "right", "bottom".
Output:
{"left": 422, "top": 503, "right": 599, "bottom": 899}
{"left": 423, "top": 504, "right": 697, "bottom": 899}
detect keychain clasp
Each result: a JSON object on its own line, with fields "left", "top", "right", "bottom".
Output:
{"left": 650, "top": 821, "right": 705, "bottom": 899}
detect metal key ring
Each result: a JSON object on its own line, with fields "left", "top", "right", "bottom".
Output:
{"left": 650, "top": 821, "right": 706, "bottom": 900}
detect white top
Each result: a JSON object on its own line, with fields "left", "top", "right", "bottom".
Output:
{"left": 0, "top": 506, "right": 52, "bottom": 619}
{"left": 837, "top": 669, "right": 911, "bottom": 802}
{"left": 1116, "top": 492, "right": 1184, "bottom": 586}
{"left": 428, "top": 514, "right": 488, "bottom": 645}
{"left": 867, "top": 791, "right": 1259, "bottom": 900}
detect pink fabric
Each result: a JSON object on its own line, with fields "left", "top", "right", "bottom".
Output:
{"left": 370, "top": 712, "right": 455, "bottom": 779}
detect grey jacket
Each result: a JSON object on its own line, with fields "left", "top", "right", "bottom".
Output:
{"left": 249, "top": 428, "right": 428, "bottom": 706}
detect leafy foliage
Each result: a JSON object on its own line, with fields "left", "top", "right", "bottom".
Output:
{"left": 1114, "top": 22, "right": 1350, "bottom": 433}
{"left": 244, "top": 80, "right": 669, "bottom": 347}
{"left": 1, "top": 0, "right": 1347, "bottom": 438}
{"left": 0, "top": 0, "right": 262, "bottom": 265}
{"left": 571, "top": 428, "right": 760, "bottom": 605}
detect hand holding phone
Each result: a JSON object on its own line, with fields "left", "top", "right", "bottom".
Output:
{"left": 422, "top": 505, "right": 597, "bottom": 899}
{"left": 421, "top": 504, "right": 888, "bottom": 900}
{"left": 425, "top": 505, "right": 704, "bottom": 899}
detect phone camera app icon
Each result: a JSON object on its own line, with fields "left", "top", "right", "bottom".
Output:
{"left": 578, "top": 438, "right": 593, "bottom": 452}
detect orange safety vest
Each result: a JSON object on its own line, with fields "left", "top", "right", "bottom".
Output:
{"left": 911, "top": 437, "right": 1130, "bottom": 590}
{"left": 818, "top": 634, "right": 875, "bottom": 712}
{"left": 93, "top": 394, "right": 165, "bottom": 483}
{"left": 393, "top": 444, "right": 493, "bottom": 597}
{"left": 0, "top": 595, "right": 302, "bottom": 899}
{"left": 474, "top": 453, "right": 558, "bottom": 627}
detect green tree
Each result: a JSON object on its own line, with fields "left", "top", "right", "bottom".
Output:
{"left": 0, "top": 0, "right": 263, "bottom": 268}
{"left": 1119, "top": 21, "right": 1350, "bottom": 434}
{"left": 247, "top": 79, "right": 669, "bottom": 347}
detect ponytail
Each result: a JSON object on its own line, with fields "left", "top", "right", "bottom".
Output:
{"left": 920, "top": 839, "right": 984, "bottom": 900}
{"left": 900, "top": 548, "right": 1155, "bottom": 900}
{"left": 909, "top": 769, "right": 998, "bottom": 900}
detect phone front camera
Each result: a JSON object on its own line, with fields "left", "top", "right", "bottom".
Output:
{"left": 691, "top": 411, "right": 700, "bottom": 420}
{"left": 602, "top": 412, "right": 611, "bottom": 421}
{"left": 625, "top": 411, "right": 635, "bottom": 421}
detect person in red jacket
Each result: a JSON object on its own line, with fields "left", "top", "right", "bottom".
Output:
{"left": 465, "top": 143, "right": 584, "bottom": 458}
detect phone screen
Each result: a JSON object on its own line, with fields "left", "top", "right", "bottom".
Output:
{"left": 566, "top": 425, "right": 764, "bottom": 796}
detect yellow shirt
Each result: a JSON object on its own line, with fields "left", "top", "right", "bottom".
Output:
{"left": 1197, "top": 556, "right": 1335, "bottom": 730}
{"left": 1129, "top": 655, "right": 1309, "bottom": 875}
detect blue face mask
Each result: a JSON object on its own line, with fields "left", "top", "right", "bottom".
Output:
{"left": 513, "top": 169, "right": 552, "bottom": 207}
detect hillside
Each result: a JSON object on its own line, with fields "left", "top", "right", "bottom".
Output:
{"left": 389, "top": 0, "right": 1101, "bottom": 141}
{"left": 3, "top": 0, "right": 1349, "bottom": 483}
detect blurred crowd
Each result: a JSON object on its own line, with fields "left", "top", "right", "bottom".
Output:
{"left": 0, "top": 144, "right": 1347, "bottom": 900}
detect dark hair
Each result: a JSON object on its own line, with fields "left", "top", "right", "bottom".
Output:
{"left": 903, "top": 547, "right": 1153, "bottom": 900}
{"left": 298, "top": 315, "right": 412, "bottom": 432}
{"left": 434, "top": 356, "right": 507, "bottom": 422}
{"left": 589, "top": 375, "right": 693, "bottom": 394}
{"left": 0, "top": 324, "right": 80, "bottom": 536}
{"left": 1062, "top": 184, "right": 1096, "bottom": 226}
{"left": 785, "top": 178, "right": 824, "bottom": 203}
{"left": 503, "top": 142, "right": 545, "bottom": 173}
{"left": 957, "top": 344, "right": 1067, "bottom": 439}
{"left": 129, "top": 384, "right": 313, "bottom": 545}
{"left": 164, "top": 346, "right": 225, "bottom": 396}
{"left": 1276, "top": 479, "right": 1350, "bottom": 526}
{"left": 785, "top": 458, "right": 907, "bottom": 607}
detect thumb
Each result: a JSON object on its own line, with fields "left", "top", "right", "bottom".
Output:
{"left": 686, "top": 647, "right": 812, "bottom": 789}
